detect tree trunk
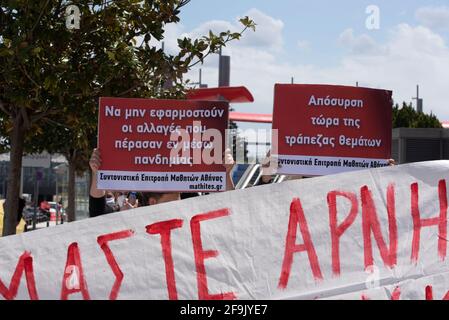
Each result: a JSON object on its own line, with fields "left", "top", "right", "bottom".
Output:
{"left": 3, "top": 114, "right": 25, "bottom": 236}
{"left": 67, "top": 153, "right": 76, "bottom": 222}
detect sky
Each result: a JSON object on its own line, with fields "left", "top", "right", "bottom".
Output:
{"left": 157, "top": 0, "right": 449, "bottom": 139}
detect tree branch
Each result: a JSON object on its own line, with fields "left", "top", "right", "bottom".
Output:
{"left": 20, "top": 107, "right": 31, "bottom": 129}
{"left": 0, "top": 100, "right": 11, "bottom": 117}
{"left": 18, "top": 64, "right": 41, "bottom": 88}
{"left": 30, "top": 108, "right": 55, "bottom": 123}
{"left": 177, "top": 0, "right": 192, "bottom": 9}
{"left": 96, "top": 75, "right": 115, "bottom": 93}
{"left": 117, "top": 84, "right": 140, "bottom": 97}
{"left": 72, "top": 76, "right": 115, "bottom": 98}
{"left": 44, "top": 117, "right": 71, "bottom": 129}
{"left": 29, "top": 0, "right": 51, "bottom": 40}
{"left": 187, "top": 25, "right": 250, "bottom": 69}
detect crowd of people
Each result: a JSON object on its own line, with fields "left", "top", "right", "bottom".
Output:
{"left": 88, "top": 147, "right": 397, "bottom": 218}
{"left": 88, "top": 147, "right": 237, "bottom": 217}
{"left": 0, "top": 148, "right": 397, "bottom": 232}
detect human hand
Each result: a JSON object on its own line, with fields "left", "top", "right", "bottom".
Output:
{"left": 89, "top": 148, "right": 102, "bottom": 174}
{"left": 223, "top": 148, "right": 235, "bottom": 173}
{"left": 260, "top": 150, "right": 280, "bottom": 176}
{"left": 120, "top": 198, "right": 139, "bottom": 211}
{"left": 388, "top": 159, "right": 396, "bottom": 166}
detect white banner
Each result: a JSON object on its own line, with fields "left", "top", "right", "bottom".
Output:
{"left": 1, "top": 161, "right": 449, "bottom": 300}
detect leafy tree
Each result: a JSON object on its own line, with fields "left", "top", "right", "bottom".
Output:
{"left": 23, "top": 106, "right": 96, "bottom": 222}
{"left": 0, "top": 0, "right": 255, "bottom": 235}
{"left": 392, "top": 102, "right": 442, "bottom": 128}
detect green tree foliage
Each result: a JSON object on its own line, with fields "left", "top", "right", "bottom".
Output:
{"left": 392, "top": 102, "right": 442, "bottom": 128}
{"left": 0, "top": 0, "right": 255, "bottom": 234}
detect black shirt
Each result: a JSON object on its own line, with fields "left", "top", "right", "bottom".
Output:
{"left": 89, "top": 196, "right": 114, "bottom": 218}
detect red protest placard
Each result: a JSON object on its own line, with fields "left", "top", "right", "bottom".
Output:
{"left": 272, "top": 84, "right": 393, "bottom": 176}
{"left": 97, "top": 97, "right": 229, "bottom": 192}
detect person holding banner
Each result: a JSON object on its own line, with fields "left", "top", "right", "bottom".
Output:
{"left": 88, "top": 147, "right": 236, "bottom": 217}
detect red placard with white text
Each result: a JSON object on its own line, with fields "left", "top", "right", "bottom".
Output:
{"left": 272, "top": 84, "right": 392, "bottom": 176}
{"left": 98, "top": 97, "right": 228, "bottom": 192}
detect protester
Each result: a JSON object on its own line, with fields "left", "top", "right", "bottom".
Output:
{"left": 119, "top": 192, "right": 141, "bottom": 211}
{"left": 40, "top": 200, "right": 51, "bottom": 212}
{"left": 89, "top": 149, "right": 117, "bottom": 217}
{"left": 104, "top": 191, "right": 121, "bottom": 212}
{"left": 89, "top": 147, "right": 236, "bottom": 217}
{"left": 142, "top": 192, "right": 181, "bottom": 206}
{"left": 0, "top": 197, "right": 26, "bottom": 235}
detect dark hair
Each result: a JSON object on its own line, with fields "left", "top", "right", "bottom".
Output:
{"left": 18, "top": 198, "right": 25, "bottom": 223}
{"left": 2, "top": 198, "right": 26, "bottom": 224}
{"left": 125, "top": 192, "right": 145, "bottom": 206}
{"left": 181, "top": 192, "right": 200, "bottom": 200}
{"left": 142, "top": 192, "right": 163, "bottom": 205}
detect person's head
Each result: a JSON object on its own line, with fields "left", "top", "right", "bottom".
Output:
{"left": 105, "top": 191, "right": 114, "bottom": 198}
{"left": 105, "top": 191, "right": 115, "bottom": 204}
{"left": 18, "top": 198, "right": 25, "bottom": 225}
{"left": 127, "top": 192, "right": 138, "bottom": 206}
{"left": 3, "top": 198, "right": 26, "bottom": 226}
{"left": 143, "top": 192, "right": 181, "bottom": 206}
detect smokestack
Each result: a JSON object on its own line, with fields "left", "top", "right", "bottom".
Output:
{"left": 218, "top": 49, "right": 230, "bottom": 87}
